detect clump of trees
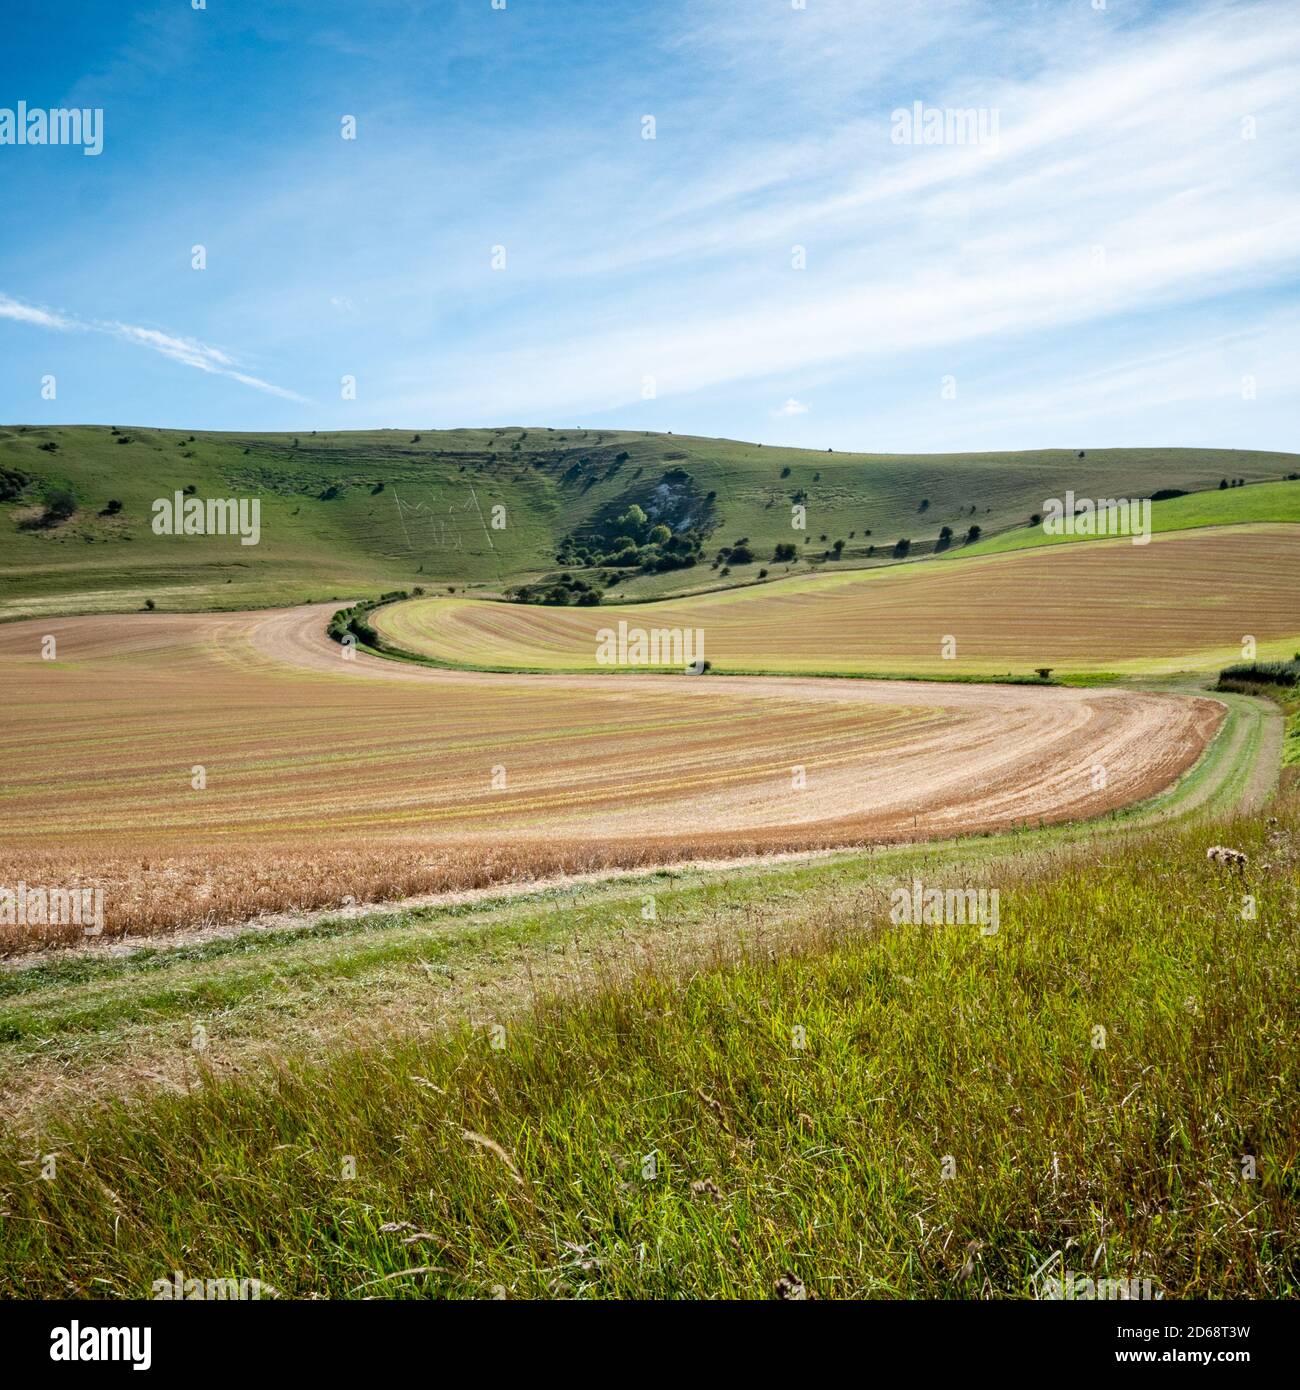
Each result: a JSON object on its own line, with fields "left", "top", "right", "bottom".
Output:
{"left": 554, "top": 499, "right": 707, "bottom": 576}
{"left": 507, "top": 574, "right": 604, "bottom": 606}
{"left": 720, "top": 542, "right": 754, "bottom": 565}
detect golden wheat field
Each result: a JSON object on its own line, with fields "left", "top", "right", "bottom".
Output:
{"left": 0, "top": 602, "right": 1221, "bottom": 947}
{"left": 373, "top": 525, "right": 1300, "bottom": 675}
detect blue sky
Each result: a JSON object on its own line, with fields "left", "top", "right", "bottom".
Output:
{"left": 2, "top": 0, "right": 1298, "bottom": 451}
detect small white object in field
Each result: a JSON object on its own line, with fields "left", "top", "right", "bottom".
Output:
{"left": 1206, "top": 845, "right": 1248, "bottom": 869}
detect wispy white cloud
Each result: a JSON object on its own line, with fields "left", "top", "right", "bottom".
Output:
{"left": 0, "top": 293, "right": 308, "bottom": 402}
{"left": 956, "top": 310, "right": 1300, "bottom": 433}
{"left": 5, "top": 0, "right": 1296, "bottom": 446}
{"left": 0, "top": 294, "right": 76, "bottom": 332}
{"left": 384, "top": 0, "right": 1300, "bottom": 431}
{"left": 775, "top": 398, "right": 810, "bottom": 416}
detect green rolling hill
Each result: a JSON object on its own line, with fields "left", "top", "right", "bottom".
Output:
{"left": 2, "top": 422, "right": 1297, "bottom": 618}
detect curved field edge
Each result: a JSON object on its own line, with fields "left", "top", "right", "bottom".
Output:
{"left": 367, "top": 525, "right": 1300, "bottom": 680}
{"left": 0, "top": 603, "right": 1225, "bottom": 947}
{"left": 1, "top": 777, "right": 1296, "bottom": 1299}
{"left": 0, "top": 686, "right": 1271, "bottom": 1119}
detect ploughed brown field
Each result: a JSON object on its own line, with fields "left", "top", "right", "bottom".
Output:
{"left": 372, "top": 525, "right": 1300, "bottom": 675}
{"left": 0, "top": 604, "right": 1222, "bottom": 950}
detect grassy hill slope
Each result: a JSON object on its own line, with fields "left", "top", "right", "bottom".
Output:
{"left": 2, "top": 423, "right": 1296, "bottom": 618}
{"left": 960, "top": 477, "right": 1300, "bottom": 559}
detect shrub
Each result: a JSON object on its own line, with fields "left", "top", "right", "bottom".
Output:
{"left": 893, "top": 538, "right": 911, "bottom": 558}
{"left": 0, "top": 466, "right": 30, "bottom": 502}
{"left": 1217, "top": 660, "right": 1298, "bottom": 688}
{"left": 43, "top": 486, "right": 78, "bottom": 522}
{"left": 773, "top": 542, "right": 797, "bottom": 562}
{"left": 101, "top": 499, "right": 123, "bottom": 516}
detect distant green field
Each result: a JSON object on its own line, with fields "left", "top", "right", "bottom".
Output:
{"left": 3, "top": 424, "right": 1297, "bottom": 618}
{"left": 959, "top": 478, "right": 1300, "bottom": 559}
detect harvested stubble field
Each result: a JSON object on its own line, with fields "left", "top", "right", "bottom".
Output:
{"left": 0, "top": 604, "right": 1221, "bottom": 949}
{"left": 374, "top": 524, "right": 1300, "bottom": 676}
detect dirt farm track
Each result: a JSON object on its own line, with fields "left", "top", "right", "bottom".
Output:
{"left": 0, "top": 603, "right": 1223, "bottom": 948}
